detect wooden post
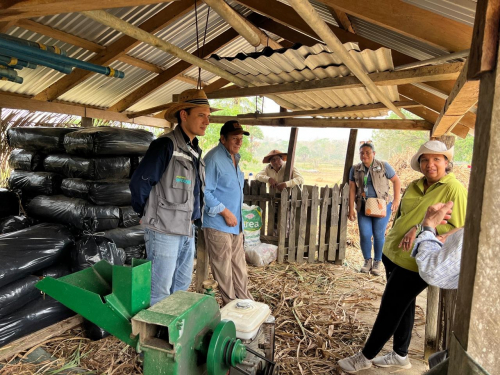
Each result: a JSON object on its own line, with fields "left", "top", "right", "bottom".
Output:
{"left": 342, "top": 129, "right": 358, "bottom": 185}
{"left": 81, "top": 116, "right": 93, "bottom": 128}
{"left": 277, "top": 188, "right": 288, "bottom": 263}
{"left": 336, "top": 183, "right": 349, "bottom": 264}
{"left": 296, "top": 188, "right": 309, "bottom": 264}
{"left": 195, "top": 228, "right": 209, "bottom": 293}
{"left": 307, "top": 186, "right": 319, "bottom": 263}
{"left": 284, "top": 127, "right": 299, "bottom": 182}
{"left": 449, "top": 4, "right": 500, "bottom": 373}
{"left": 327, "top": 184, "right": 340, "bottom": 261}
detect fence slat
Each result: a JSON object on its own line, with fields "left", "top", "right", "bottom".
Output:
{"left": 307, "top": 186, "right": 319, "bottom": 263}
{"left": 337, "top": 183, "right": 349, "bottom": 264}
{"left": 267, "top": 187, "right": 276, "bottom": 237}
{"left": 243, "top": 179, "right": 250, "bottom": 195}
{"left": 259, "top": 182, "right": 267, "bottom": 237}
{"left": 287, "top": 186, "right": 298, "bottom": 262}
{"left": 318, "top": 186, "right": 329, "bottom": 262}
{"left": 251, "top": 179, "right": 259, "bottom": 207}
{"left": 328, "top": 184, "right": 340, "bottom": 261}
{"left": 277, "top": 188, "right": 288, "bottom": 263}
{"left": 296, "top": 188, "right": 309, "bottom": 264}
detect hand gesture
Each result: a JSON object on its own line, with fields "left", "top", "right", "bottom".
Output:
{"left": 276, "top": 182, "right": 287, "bottom": 192}
{"left": 422, "top": 201, "right": 453, "bottom": 228}
{"left": 391, "top": 198, "right": 400, "bottom": 213}
{"left": 268, "top": 178, "right": 278, "bottom": 188}
{"left": 221, "top": 208, "right": 238, "bottom": 227}
{"left": 348, "top": 209, "right": 357, "bottom": 222}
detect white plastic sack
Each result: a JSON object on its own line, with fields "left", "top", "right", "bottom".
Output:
{"left": 242, "top": 204, "right": 277, "bottom": 266}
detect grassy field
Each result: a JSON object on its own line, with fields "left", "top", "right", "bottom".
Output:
{"left": 243, "top": 162, "right": 346, "bottom": 188}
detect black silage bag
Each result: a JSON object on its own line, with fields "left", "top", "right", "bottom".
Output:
{"left": 0, "top": 223, "right": 74, "bottom": 288}
{"left": 27, "top": 195, "right": 120, "bottom": 231}
{"left": 60, "top": 178, "right": 92, "bottom": 200}
{"left": 101, "top": 226, "right": 144, "bottom": 248}
{"left": 44, "top": 154, "right": 130, "bottom": 180}
{"left": 9, "top": 170, "right": 63, "bottom": 195}
{"left": 0, "top": 275, "right": 41, "bottom": 319}
{"left": 0, "top": 189, "right": 19, "bottom": 219}
{"left": 64, "top": 127, "right": 154, "bottom": 156}
{"left": 130, "top": 156, "right": 144, "bottom": 177}
{"left": 8, "top": 149, "right": 45, "bottom": 171}
{"left": 119, "top": 206, "right": 140, "bottom": 228}
{"left": 0, "top": 215, "right": 31, "bottom": 234}
{"left": 7, "top": 127, "right": 78, "bottom": 153}
{"left": 73, "top": 234, "right": 125, "bottom": 271}
{"left": 122, "top": 244, "right": 146, "bottom": 264}
{"left": 88, "top": 179, "right": 131, "bottom": 206}
{"left": 0, "top": 297, "right": 75, "bottom": 347}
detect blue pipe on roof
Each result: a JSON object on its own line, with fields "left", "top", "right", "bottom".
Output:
{"left": 1, "top": 48, "right": 73, "bottom": 74}
{"left": 0, "top": 34, "right": 67, "bottom": 56}
{"left": 0, "top": 67, "right": 23, "bottom": 83}
{"left": 0, "top": 55, "right": 37, "bottom": 70}
{"left": 0, "top": 38, "right": 125, "bottom": 78}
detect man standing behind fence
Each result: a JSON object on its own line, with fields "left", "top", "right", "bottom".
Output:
{"left": 203, "top": 120, "right": 254, "bottom": 305}
{"left": 255, "top": 150, "right": 304, "bottom": 191}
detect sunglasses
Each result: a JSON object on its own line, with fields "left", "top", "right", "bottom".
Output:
{"left": 359, "top": 140, "right": 373, "bottom": 145}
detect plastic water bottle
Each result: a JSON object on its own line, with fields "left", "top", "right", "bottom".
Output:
{"left": 248, "top": 172, "right": 254, "bottom": 187}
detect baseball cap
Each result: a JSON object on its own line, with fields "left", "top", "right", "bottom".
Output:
{"left": 220, "top": 120, "right": 250, "bottom": 136}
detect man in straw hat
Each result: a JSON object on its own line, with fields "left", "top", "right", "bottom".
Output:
{"left": 255, "top": 150, "right": 304, "bottom": 191}
{"left": 130, "top": 89, "right": 219, "bottom": 305}
{"left": 203, "top": 120, "right": 254, "bottom": 305}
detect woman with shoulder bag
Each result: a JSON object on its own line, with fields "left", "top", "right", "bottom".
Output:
{"left": 338, "top": 140, "right": 468, "bottom": 373}
{"left": 348, "top": 141, "right": 401, "bottom": 276}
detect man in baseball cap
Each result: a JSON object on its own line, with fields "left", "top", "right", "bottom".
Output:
{"left": 202, "top": 120, "right": 253, "bottom": 305}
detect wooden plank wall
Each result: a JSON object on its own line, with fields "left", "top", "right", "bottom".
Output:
{"left": 243, "top": 180, "right": 348, "bottom": 264}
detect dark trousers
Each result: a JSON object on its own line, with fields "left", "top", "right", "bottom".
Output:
{"left": 362, "top": 254, "right": 428, "bottom": 359}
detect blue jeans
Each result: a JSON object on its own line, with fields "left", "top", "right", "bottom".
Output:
{"left": 144, "top": 226, "right": 195, "bottom": 305}
{"left": 357, "top": 201, "right": 392, "bottom": 261}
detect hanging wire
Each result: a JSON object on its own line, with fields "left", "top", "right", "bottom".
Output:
{"left": 194, "top": 0, "right": 210, "bottom": 90}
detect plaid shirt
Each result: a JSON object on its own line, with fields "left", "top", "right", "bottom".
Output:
{"left": 411, "top": 228, "right": 463, "bottom": 289}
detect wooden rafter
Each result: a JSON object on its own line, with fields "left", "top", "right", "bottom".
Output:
{"left": 315, "top": 0, "right": 472, "bottom": 52}
{"left": 329, "top": 7, "right": 355, "bottom": 34}
{"left": 0, "top": 0, "right": 172, "bottom": 22}
{"left": 405, "top": 105, "right": 470, "bottom": 139}
{"left": 432, "top": 61, "right": 479, "bottom": 136}
{"left": 108, "top": 29, "right": 239, "bottom": 112}
{"left": 399, "top": 84, "right": 476, "bottom": 130}
{"left": 0, "top": 92, "right": 171, "bottom": 128}
{"left": 33, "top": 0, "right": 197, "bottom": 101}
{"left": 205, "top": 62, "right": 464, "bottom": 99}
{"left": 236, "top": 101, "right": 421, "bottom": 119}
{"left": 210, "top": 116, "right": 432, "bottom": 130}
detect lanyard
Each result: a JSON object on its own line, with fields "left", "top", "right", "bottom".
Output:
{"left": 362, "top": 162, "right": 373, "bottom": 198}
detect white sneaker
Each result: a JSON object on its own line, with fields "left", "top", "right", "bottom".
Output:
{"left": 372, "top": 351, "right": 412, "bottom": 369}
{"left": 337, "top": 351, "right": 372, "bottom": 373}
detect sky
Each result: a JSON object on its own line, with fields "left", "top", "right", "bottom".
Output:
{"left": 259, "top": 99, "right": 374, "bottom": 142}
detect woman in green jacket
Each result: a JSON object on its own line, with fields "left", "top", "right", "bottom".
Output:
{"left": 338, "top": 140, "right": 468, "bottom": 373}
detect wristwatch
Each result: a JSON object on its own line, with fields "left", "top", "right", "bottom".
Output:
{"left": 415, "top": 223, "right": 437, "bottom": 237}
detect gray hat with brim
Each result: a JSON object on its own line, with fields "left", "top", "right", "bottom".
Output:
{"left": 410, "top": 140, "right": 454, "bottom": 172}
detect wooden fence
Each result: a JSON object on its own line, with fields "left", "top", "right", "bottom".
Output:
{"left": 243, "top": 180, "right": 349, "bottom": 264}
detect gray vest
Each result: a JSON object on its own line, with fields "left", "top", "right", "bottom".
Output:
{"left": 142, "top": 125, "right": 205, "bottom": 237}
{"left": 353, "top": 159, "right": 391, "bottom": 212}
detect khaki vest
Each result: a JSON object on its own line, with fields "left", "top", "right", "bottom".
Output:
{"left": 142, "top": 125, "right": 205, "bottom": 237}
{"left": 353, "top": 159, "right": 391, "bottom": 212}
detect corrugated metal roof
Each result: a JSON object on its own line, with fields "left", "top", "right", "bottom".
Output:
{"left": 350, "top": 16, "right": 450, "bottom": 60}
{"left": 276, "top": 0, "right": 339, "bottom": 27}
{"left": 208, "top": 42, "right": 399, "bottom": 118}
{"left": 403, "top": 0, "right": 476, "bottom": 27}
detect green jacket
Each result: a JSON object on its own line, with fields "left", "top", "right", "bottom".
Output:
{"left": 383, "top": 173, "right": 468, "bottom": 272}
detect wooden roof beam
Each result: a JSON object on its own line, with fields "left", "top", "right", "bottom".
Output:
{"left": 329, "top": 7, "right": 355, "bottom": 34}
{"left": 237, "top": 101, "right": 421, "bottom": 119}
{"left": 33, "top": 0, "right": 197, "bottom": 101}
{"left": 0, "top": 0, "right": 174, "bottom": 22}
{"left": 315, "top": 0, "right": 472, "bottom": 53}
{"left": 0, "top": 92, "right": 170, "bottom": 128}
{"left": 206, "top": 62, "right": 464, "bottom": 99}
{"left": 209, "top": 116, "right": 432, "bottom": 130}
{"left": 432, "top": 61, "right": 479, "bottom": 137}
{"left": 108, "top": 29, "right": 240, "bottom": 113}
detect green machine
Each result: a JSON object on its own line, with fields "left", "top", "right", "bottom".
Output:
{"left": 36, "top": 259, "right": 272, "bottom": 375}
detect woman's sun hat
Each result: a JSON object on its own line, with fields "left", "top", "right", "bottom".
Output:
{"left": 163, "top": 89, "right": 221, "bottom": 123}
{"left": 262, "top": 150, "right": 288, "bottom": 163}
{"left": 410, "top": 140, "right": 454, "bottom": 172}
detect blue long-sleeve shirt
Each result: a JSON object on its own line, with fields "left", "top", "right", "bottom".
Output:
{"left": 129, "top": 128, "right": 202, "bottom": 221}
{"left": 202, "top": 142, "right": 244, "bottom": 235}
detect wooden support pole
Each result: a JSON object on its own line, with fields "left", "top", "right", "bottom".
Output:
{"left": 342, "top": 129, "right": 358, "bottom": 185}
{"left": 448, "top": 20, "right": 500, "bottom": 375}
{"left": 195, "top": 229, "right": 209, "bottom": 293}
{"left": 425, "top": 286, "right": 440, "bottom": 359}
{"left": 284, "top": 127, "right": 299, "bottom": 182}
{"left": 287, "top": 0, "right": 406, "bottom": 119}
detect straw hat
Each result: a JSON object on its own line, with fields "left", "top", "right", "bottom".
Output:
{"left": 410, "top": 140, "right": 454, "bottom": 172}
{"left": 163, "top": 89, "right": 220, "bottom": 123}
{"left": 263, "top": 150, "right": 288, "bottom": 163}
